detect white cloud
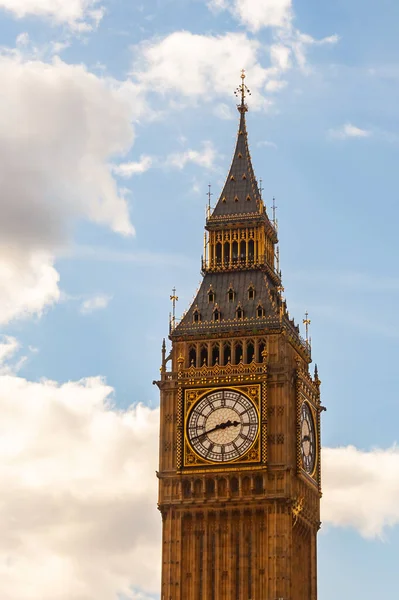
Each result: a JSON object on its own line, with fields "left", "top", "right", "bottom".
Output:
{"left": 0, "top": 0, "right": 104, "bottom": 30}
{"left": 208, "top": 0, "right": 293, "bottom": 31}
{"left": 0, "top": 52, "right": 140, "bottom": 324}
{"left": 213, "top": 102, "right": 235, "bottom": 120}
{"left": 166, "top": 141, "right": 217, "bottom": 170}
{"left": 0, "top": 371, "right": 161, "bottom": 600}
{"left": 112, "top": 155, "right": 153, "bottom": 178}
{"left": 329, "top": 123, "right": 371, "bottom": 139}
{"left": 80, "top": 294, "right": 112, "bottom": 314}
{"left": 132, "top": 32, "right": 273, "bottom": 110}
{"left": 257, "top": 139, "right": 277, "bottom": 148}
{"left": 323, "top": 445, "right": 399, "bottom": 538}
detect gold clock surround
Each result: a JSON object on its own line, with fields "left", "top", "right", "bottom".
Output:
{"left": 183, "top": 385, "right": 263, "bottom": 469}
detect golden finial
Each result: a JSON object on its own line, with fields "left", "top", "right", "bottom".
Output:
{"left": 234, "top": 69, "right": 251, "bottom": 113}
{"left": 169, "top": 287, "right": 179, "bottom": 332}
{"left": 303, "top": 311, "right": 311, "bottom": 347}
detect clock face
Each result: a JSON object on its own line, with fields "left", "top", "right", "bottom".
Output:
{"left": 300, "top": 401, "right": 316, "bottom": 475}
{"left": 187, "top": 389, "right": 259, "bottom": 463}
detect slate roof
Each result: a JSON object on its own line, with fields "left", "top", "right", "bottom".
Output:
{"left": 173, "top": 270, "right": 282, "bottom": 337}
{"left": 209, "top": 108, "right": 261, "bottom": 219}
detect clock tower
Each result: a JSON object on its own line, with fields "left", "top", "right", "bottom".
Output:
{"left": 156, "top": 73, "right": 322, "bottom": 600}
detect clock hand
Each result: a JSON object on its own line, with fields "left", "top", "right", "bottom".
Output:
{"left": 191, "top": 419, "right": 241, "bottom": 442}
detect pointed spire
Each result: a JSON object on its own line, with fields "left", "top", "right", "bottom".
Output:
{"left": 209, "top": 72, "right": 265, "bottom": 219}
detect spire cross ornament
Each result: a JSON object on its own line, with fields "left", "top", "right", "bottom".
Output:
{"left": 272, "top": 197, "right": 278, "bottom": 230}
{"left": 303, "top": 311, "right": 311, "bottom": 346}
{"left": 234, "top": 69, "right": 251, "bottom": 112}
{"left": 206, "top": 183, "right": 213, "bottom": 218}
{"left": 170, "top": 287, "right": 179, "bottom": 331}
{"left": 259, "top": 178, "right": 264, "bottom": 199}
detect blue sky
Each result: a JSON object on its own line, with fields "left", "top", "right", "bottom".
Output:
{"left": 0, "top": 0, "right": 399, "bottom": 598}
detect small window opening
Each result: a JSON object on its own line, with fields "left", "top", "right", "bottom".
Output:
{"left": 242, "top": 173, "right": 247, "bottom": 180}
{"left": 232, "top": 241, "right": 238, "bottom": 263}
{"left": 230, "top": 175, "right": 235, "bottom": 181}
{"left": 200, "top": 346, "right": 208, "bottom": 366}
{"left": 189, "top": 347, "right": 196, "bottom": 366}
{"left": 257, "top": 305, "right": 264, "bottom": 318}
{"left": 248, "top": 240, "right": 255, "bottom": 261}
{"left": 235, "top": 343, "right": 242, "bottom": 364}
{"left": 183, "top": 480, "right": 191, "bottom": 498}
{"left": 222, "top": 196, "right": 226, "bottom": 203}
{"left": 208, "top": 288, "right": 215, "bottom": 303}
{"left": 254, "top": 475, "right": 263, "bottom": 495}
{"left": 240, "top": 240, "right": 246, "bottom": 261}
{"left": 228, "top": 287, "right": 235, "bottom": 302}
{"left": 223, "top": 343, "right": 230, "bottom": 365}
{"left": 215, "top": 243, "right": 222, "bottom": 265}
{"left": 206, "top": 479, "right": 215, "bottom": 497}
{"left": 212, "top": 345, "right": 219, "bottom": 366}
{"left": 246, "top": 195, "right": 251, "bottom": 201}
{"left": 193, "top": 309, "right": 200, "bottom": 323}
{"left": 247, "top": 342, "right": 255, "bottom": 363}
{"left": 234, "top": 195, "right": 239, "bottom": 203}
{"left": 236, "top": 307, "right": 243, "bottom": 320}
{"left": 230, "top": 477, "right": 239, "bottom": 495}
{"left": 224, "top": 242, "right": 230, "bottom": 264}
{"left": 248, "top": 286, "right": 255, "bottom": 300}
{"left": 214, "top": 309, "right": 220, "bottom": 322}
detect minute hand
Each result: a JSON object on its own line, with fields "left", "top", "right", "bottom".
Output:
{"left": 191, "top": 420, "right": 240, "bottom": 442}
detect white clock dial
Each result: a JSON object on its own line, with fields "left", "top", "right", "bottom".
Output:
{"left": 187, "top": 389, "right": 259, "bottom": 463}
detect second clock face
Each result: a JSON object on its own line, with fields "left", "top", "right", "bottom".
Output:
{"left": 300, "top": 401, "right": 316, "bottom": 475}
{"left": 187, "top": 389, "right": 259, "bottom": 463}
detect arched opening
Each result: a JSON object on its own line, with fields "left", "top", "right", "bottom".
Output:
{"left": 213, "top": 309, "right": 220, "bottom": 322}
{"left": 193, "top": 309, "right": 200, "bottom": 323}
{"left": 216, "top": 243, "right": 222, "bottom": 265}
{"left": 228, "top": 287, "right": 235, "bottom": 302}
{"left": 224, "top": 242, "right": 230, "bottom": 265}
{"left": 240, "top": 240, "right": 246, "bottom": 262}
{"left": 232, "top": 241, "right": 238, "bottom": 263}
{"left": 257, "top": 304, "right": 264, "bottom": 318}
{"left": 208, "top": 289, "right": 215, "bottom": 303}
{"left": 242, "top": 476, "right": 251, "bottom": 495}
{"left": 248, "top": 240, "right": 255, "bottom": 261}
{"left": 212, "top": 344, "right": 220, "bottom": 365}
{"left": 218, "top": 478, "right": 227, "bottom": 497}
{"left": 235, "top": 342, "right": 243, "bottom": 364}
{"left": 194, "top": 479, "right": 203, "bottom": 497}
{"left": 254, "top": 475, "right": 263, "bottom": 495}
{"left": 247, "top": 341, "right": 255, "bottom": 363}
{"left": 230, "top": 477, "right": 239, "bottom": 496}
{"left": 200, "top": 345, "right": 208, "bottom": 366}
{"left": 206, "top": 479, "right": 215, "bottom": 497}
{"left": 236, "top": 306, "right": 243, "bottom": 320}
{"left": 183, "top": 480, "right": 191, "bottom": 498}
{"left": 223, "top": 342, "right": 231, "bottom": 365}
{"left": 188, "top": 346, "right": 196, "bottom": 367}
{"left": 248, "top": 285, "right": 255, "bottom": 300}
{"left": 258, "top": 341, "right": 266, "bottom": 363}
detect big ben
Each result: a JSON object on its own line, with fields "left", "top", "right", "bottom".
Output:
{"left": 155, "top": 72, "right": 322, "bottom": 600}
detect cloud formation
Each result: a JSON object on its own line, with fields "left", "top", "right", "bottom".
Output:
{"left": 0, "top": 0, "right": 104, "bottom": 30}
{"left": 323, "top": 445, "right": 399, "bottom": 537}
{"left": 80, "top": 294, "right": 112, "bottom": 314}
{"left": 0, "top": 371, "right": 160, "bottom": 600}
{"left": 0, "top": 52, "right": 138, "bottom": 324}
{"left": 208, "top": 0, "right": 292, "bottom": 31}
{"left": 328, "top": 123, "right": 371, "bottom": 139}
